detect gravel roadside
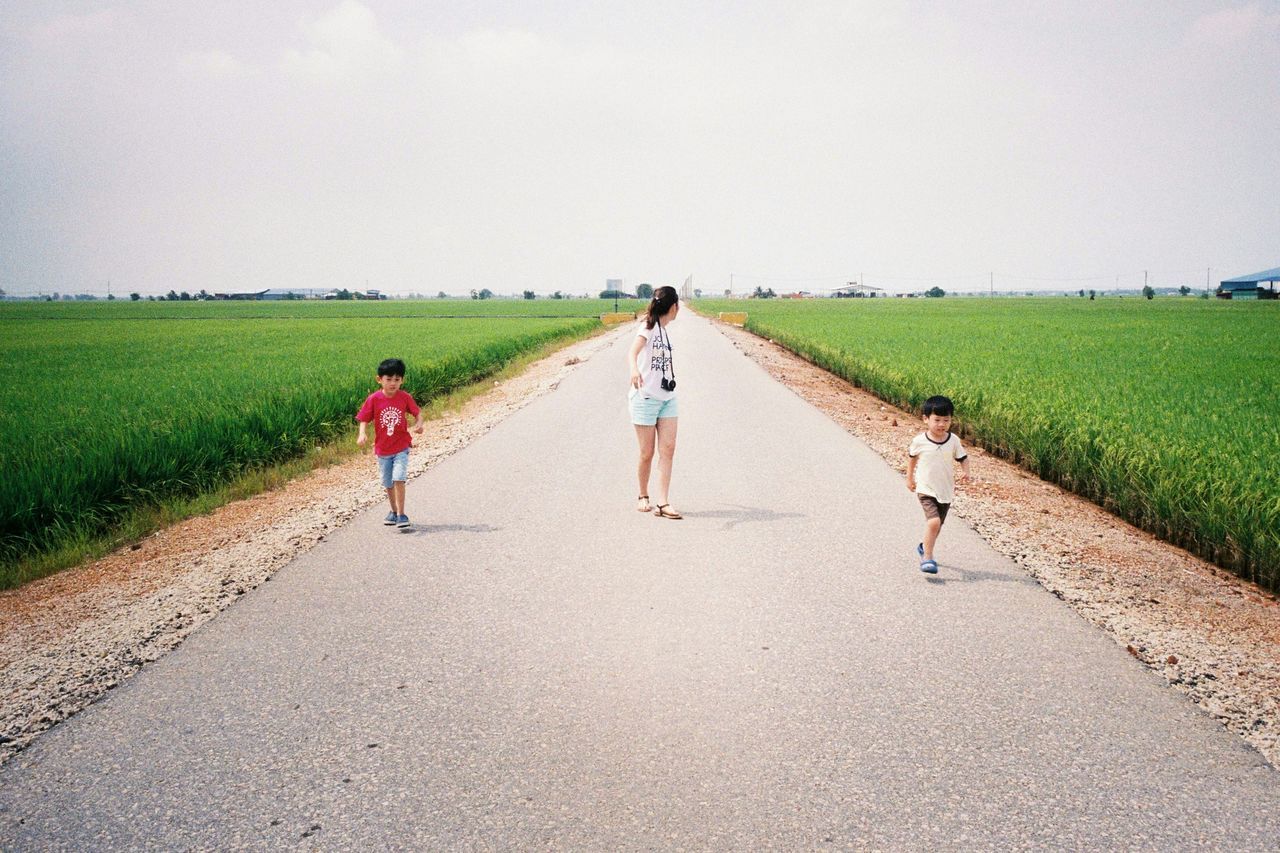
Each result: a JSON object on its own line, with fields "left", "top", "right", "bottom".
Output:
{"left": 0, "top": 326, "right": 628, "bottom": 766}
{"left": 711, "top": 318, "right": 1279, "bottom": 767}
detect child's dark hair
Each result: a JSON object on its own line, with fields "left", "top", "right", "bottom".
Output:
{"left": 922, "top": 395, "right": 954, "bottom": 417}
{"left": 377, "top": 358, "right": 406, "bottom": 378}
{"left": 645, "top": 286, "right": 679, "bottom": 330}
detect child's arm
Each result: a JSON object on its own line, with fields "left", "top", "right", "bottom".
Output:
{"left": 356, "top": 420, "right": 369, "bottom": 448}
{"left": 906, "top": 454, "right": 918, "bottom": 492}
{"left": 410, "top": 407, "right": 425, "bottom": 435}
{"left": 957, "top": 455, "right": 971, "bottom": 483}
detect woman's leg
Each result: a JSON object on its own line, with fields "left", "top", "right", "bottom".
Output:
{"left": 654, "top": 417, "right": 678, "bottom": 506}
{"left": 634, "top": 424, "right": 656, "bottom": 498}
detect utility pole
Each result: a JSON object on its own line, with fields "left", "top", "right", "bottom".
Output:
{"left": 1207, "top": 266, "right": 1211, "bottom": 295}
{"left": 729, "top": 273, "right": 734, "bottom": 297}
{"left": 1144, "top": 270, "right": 1148, "bottom": 290}
{"left": 989, "top": 272, "right": 993, "bottom": 297}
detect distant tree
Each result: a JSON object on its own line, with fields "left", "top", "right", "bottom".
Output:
{"left": 283, "top": 291, "right": 301, "bottom": 300}
{"left": 179, "top": 291, "right": 191, "bottom": 301}
{"left": 107, "top": 293, "right": 116, "bottom": 301}
{"left": 1088, "top": 289, "right": 1096, "bottom": 300}
{"left": 1179, "top": 285, "right": 1191, "bottom": 296}
{"left": 337, "top": 288, "right": 353, "bottom": 300}
{"left": 478, "top": 288, "right": 494, "bottom": 300}
{"left": 166, "top": 289, "right": 179, "bottom": 301}
{"left": 1142, "top": 285, "right": 1155, "bottom": 300}
{"left": 437, "top": 291, "right": 448, "bottom": 299}
{"left": 523, "top": 290, "right": 536, "bottom": 300}
{"left": 636, "top": 283, "right": 654, "bottom": 299}
{"left": 1079, "top": 289, "right": 1085, "bottom": 297}
{"left": 694, "top": 288, "right": 703, "bottom": 298}
{"left": 198, "top": 289, "right": 210, "bottom": 300}
{"left": 130, "top": 292, "right": 141, "bottom": 301}
{"left": 599, "top": 290, "right": 630, "bottom": 300}
{"left": 552, "top": 290, "right": 564, "bottom": 299}
{"left": 471, "top": 289, "right": 479, "bottom": 299}
{"left": 925, "top": 286, "right": 946, "bottom": 298}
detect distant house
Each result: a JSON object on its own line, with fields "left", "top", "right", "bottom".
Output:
{"left": 832, "top": 283, "right": 885, "bottom": 298}
{"left": 1217, "top": 267, "right": 1280, "bottom": 300}
{"left": 261, "top": 288, "right": 331, "bottom": 300}
{"left": 213, "top": 289, "right": 269, "bottom": 300}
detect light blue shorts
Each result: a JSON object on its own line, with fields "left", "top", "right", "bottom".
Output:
{"left": 629, "top": 390, "right": 679, "bottom": 426}
{"left": 377, "top": 449, "right": 410, "bottom": 488}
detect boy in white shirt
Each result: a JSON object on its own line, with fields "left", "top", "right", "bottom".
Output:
{"left": 906, "top": 395, "right": 971, "bottom": 573}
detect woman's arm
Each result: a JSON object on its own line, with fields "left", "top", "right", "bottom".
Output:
{"left": 628, "top": 335, "right": 645, "bottom": 388}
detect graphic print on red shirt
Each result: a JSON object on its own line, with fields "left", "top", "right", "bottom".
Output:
{"left": 356, "top": 390, "right": 421, "bottom": 457}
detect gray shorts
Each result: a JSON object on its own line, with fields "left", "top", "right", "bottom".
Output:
{"left": 918, "top": 494, "right": 950, "bottom": 524}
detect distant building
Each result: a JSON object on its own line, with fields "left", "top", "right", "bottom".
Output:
{"left": 832, "top": 283, "right": 885, "bottom": 298}
{"left": 213, "top": 289, "right": 269, "bottom": 300}
{"left": 1217, "top": 267, "right": 1280, "bottom": 300}
{"left": 261, "top": 288, "right": 331, "bottom": 300}
{"left": 606, "top": 278, "right": 624, "bottom": 292}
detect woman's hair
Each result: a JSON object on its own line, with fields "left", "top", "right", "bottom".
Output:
{"left": 645, "top": 286, "right": 679, "bottom": 329}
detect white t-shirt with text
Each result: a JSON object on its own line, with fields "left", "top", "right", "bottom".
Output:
{"left": 909, "top": 431, "right": 968, "bottom": 504}
{"left": 633, "top": 321, "right": 676, "bottom": 401}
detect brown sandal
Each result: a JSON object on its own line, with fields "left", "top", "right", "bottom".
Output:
{"left": 654, "top": 504, "right": 683, "bottom": 519}
{"left": 637, "top": 495, "right": 651, "bottom": 512}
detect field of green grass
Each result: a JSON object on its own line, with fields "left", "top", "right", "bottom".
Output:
{"left": 0, "top": 299, "right": 639, "bottom": 588}
{"left": 698, "top": 297, "right": 1280, "bottom": 592}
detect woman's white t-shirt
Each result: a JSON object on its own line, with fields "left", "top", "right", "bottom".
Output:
{"left": 633, "top": 321, "right": 676, "bottom": 401}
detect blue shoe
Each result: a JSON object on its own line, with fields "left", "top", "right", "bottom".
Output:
{"left": 396, "top": 514, "right": 410, "bottom": 528}
{"left": 916, "top": 542, "right": 924, "bottom": 558}
{"left": 920, "top": 559, "right": 938, "bottom": 574}
{"left": 384, "top": 512, "right": 398, "bottom": 526}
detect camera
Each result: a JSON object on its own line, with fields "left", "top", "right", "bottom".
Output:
{"left": 661, "top": 378, "right": 677, "bottom": 392}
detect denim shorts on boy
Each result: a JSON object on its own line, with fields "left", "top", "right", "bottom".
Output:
{"left": 377, "top": 449, "right": 410, "bottom": 489}
{"left": 628, "top": 389, "right": 679, "bottom": 425}
{"left": 918, "top": 494, "right": 950, "bottom": 524}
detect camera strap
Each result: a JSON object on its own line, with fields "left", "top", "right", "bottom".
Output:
{"left": 656, "top": 321, "right": 675, "bottom": 380}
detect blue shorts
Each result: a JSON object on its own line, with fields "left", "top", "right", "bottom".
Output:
{"left": 377, "top": 449, "right": 410, "bottom": 489}
{"left": 629, "top": 390, "right": 679, "bottom": 426}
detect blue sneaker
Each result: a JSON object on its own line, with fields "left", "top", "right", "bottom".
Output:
{"left": 384, "top": 512, "right": 397, "bottom": 526}
{"left": 396, "top": 514, "right": 410, "bottom": 529}
{"left": 920, "top": 559, "right": 938, "bottom": 574}
{"left": 916, "top": 542, "right": 924, "bottom": 558}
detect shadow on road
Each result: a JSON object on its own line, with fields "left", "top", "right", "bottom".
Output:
{"left": 923, "top": 563, "right": 1038, "bottom": 586}
{"left": 400, "top": 523, "right": 503, "bottom": 536}
{"left": 684, "top": 503, "right": 807, "bottom": 530}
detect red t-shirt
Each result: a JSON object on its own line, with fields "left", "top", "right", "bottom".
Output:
{"left": 356, "top": 390, "right": 421, "bottom": 457}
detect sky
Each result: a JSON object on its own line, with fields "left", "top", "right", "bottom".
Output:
{"left": 1, "top": 1, "right": 1277, "bottom": 297}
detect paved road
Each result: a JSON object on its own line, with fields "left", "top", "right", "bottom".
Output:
{"left": 2, "top": 314, "right": 1277, "bottom": 849}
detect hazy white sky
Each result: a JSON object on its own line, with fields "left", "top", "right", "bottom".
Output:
{"left": 1, "top": 1, "right": 1277, "bottom": 296}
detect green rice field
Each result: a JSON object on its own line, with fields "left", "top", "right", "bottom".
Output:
{"left": 698, "top": 297, "right": 1280, "bottom": 593}
{"left": 0, "top": 299, "right": 639, "bottom": 588}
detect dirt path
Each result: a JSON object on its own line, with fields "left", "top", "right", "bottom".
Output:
{"left": 711, "top": 317, "right": 1279, "bottom": 766}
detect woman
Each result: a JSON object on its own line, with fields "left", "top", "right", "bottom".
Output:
{"left": 627, "top": 286, "right": 682, "bottom": 519}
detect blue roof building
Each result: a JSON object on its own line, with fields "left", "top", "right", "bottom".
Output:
{"left": 1217, "top": 267, "right": 1280, "bottom": 300}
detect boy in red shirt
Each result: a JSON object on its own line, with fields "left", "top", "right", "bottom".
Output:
{"left": 356, "top": 358, "right": 424, "bottom": 529}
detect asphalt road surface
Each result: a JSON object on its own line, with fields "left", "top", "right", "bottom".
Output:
{"left": 2, "top": 314, "right": 1277, "bottom": 850}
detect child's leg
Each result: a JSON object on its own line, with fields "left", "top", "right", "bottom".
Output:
{"left": 392, "top": 481, "right": 407, "bottom": 515}
{"left": 922, "top": 516, "right": 942, "bottom": 559}
{"left": 385, "top": 487, "right": 397, "bottom": 512}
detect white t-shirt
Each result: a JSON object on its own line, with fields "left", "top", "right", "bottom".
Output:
{"left": 909, "top": 431, "right": 968, "bottom": 504}
{"left": 632, "top": 321, "right": 676, "bottom": 401}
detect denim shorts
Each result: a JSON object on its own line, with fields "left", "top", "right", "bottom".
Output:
{"left": 628, "top": 390, "right": 679, "bottom": 426}
{"left": 377, "top": 449, "right": 410, "bottom": 488}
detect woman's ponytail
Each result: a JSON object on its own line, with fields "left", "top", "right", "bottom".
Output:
{"left": 645, "top": 286, "right": 679, "bottom": 329}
